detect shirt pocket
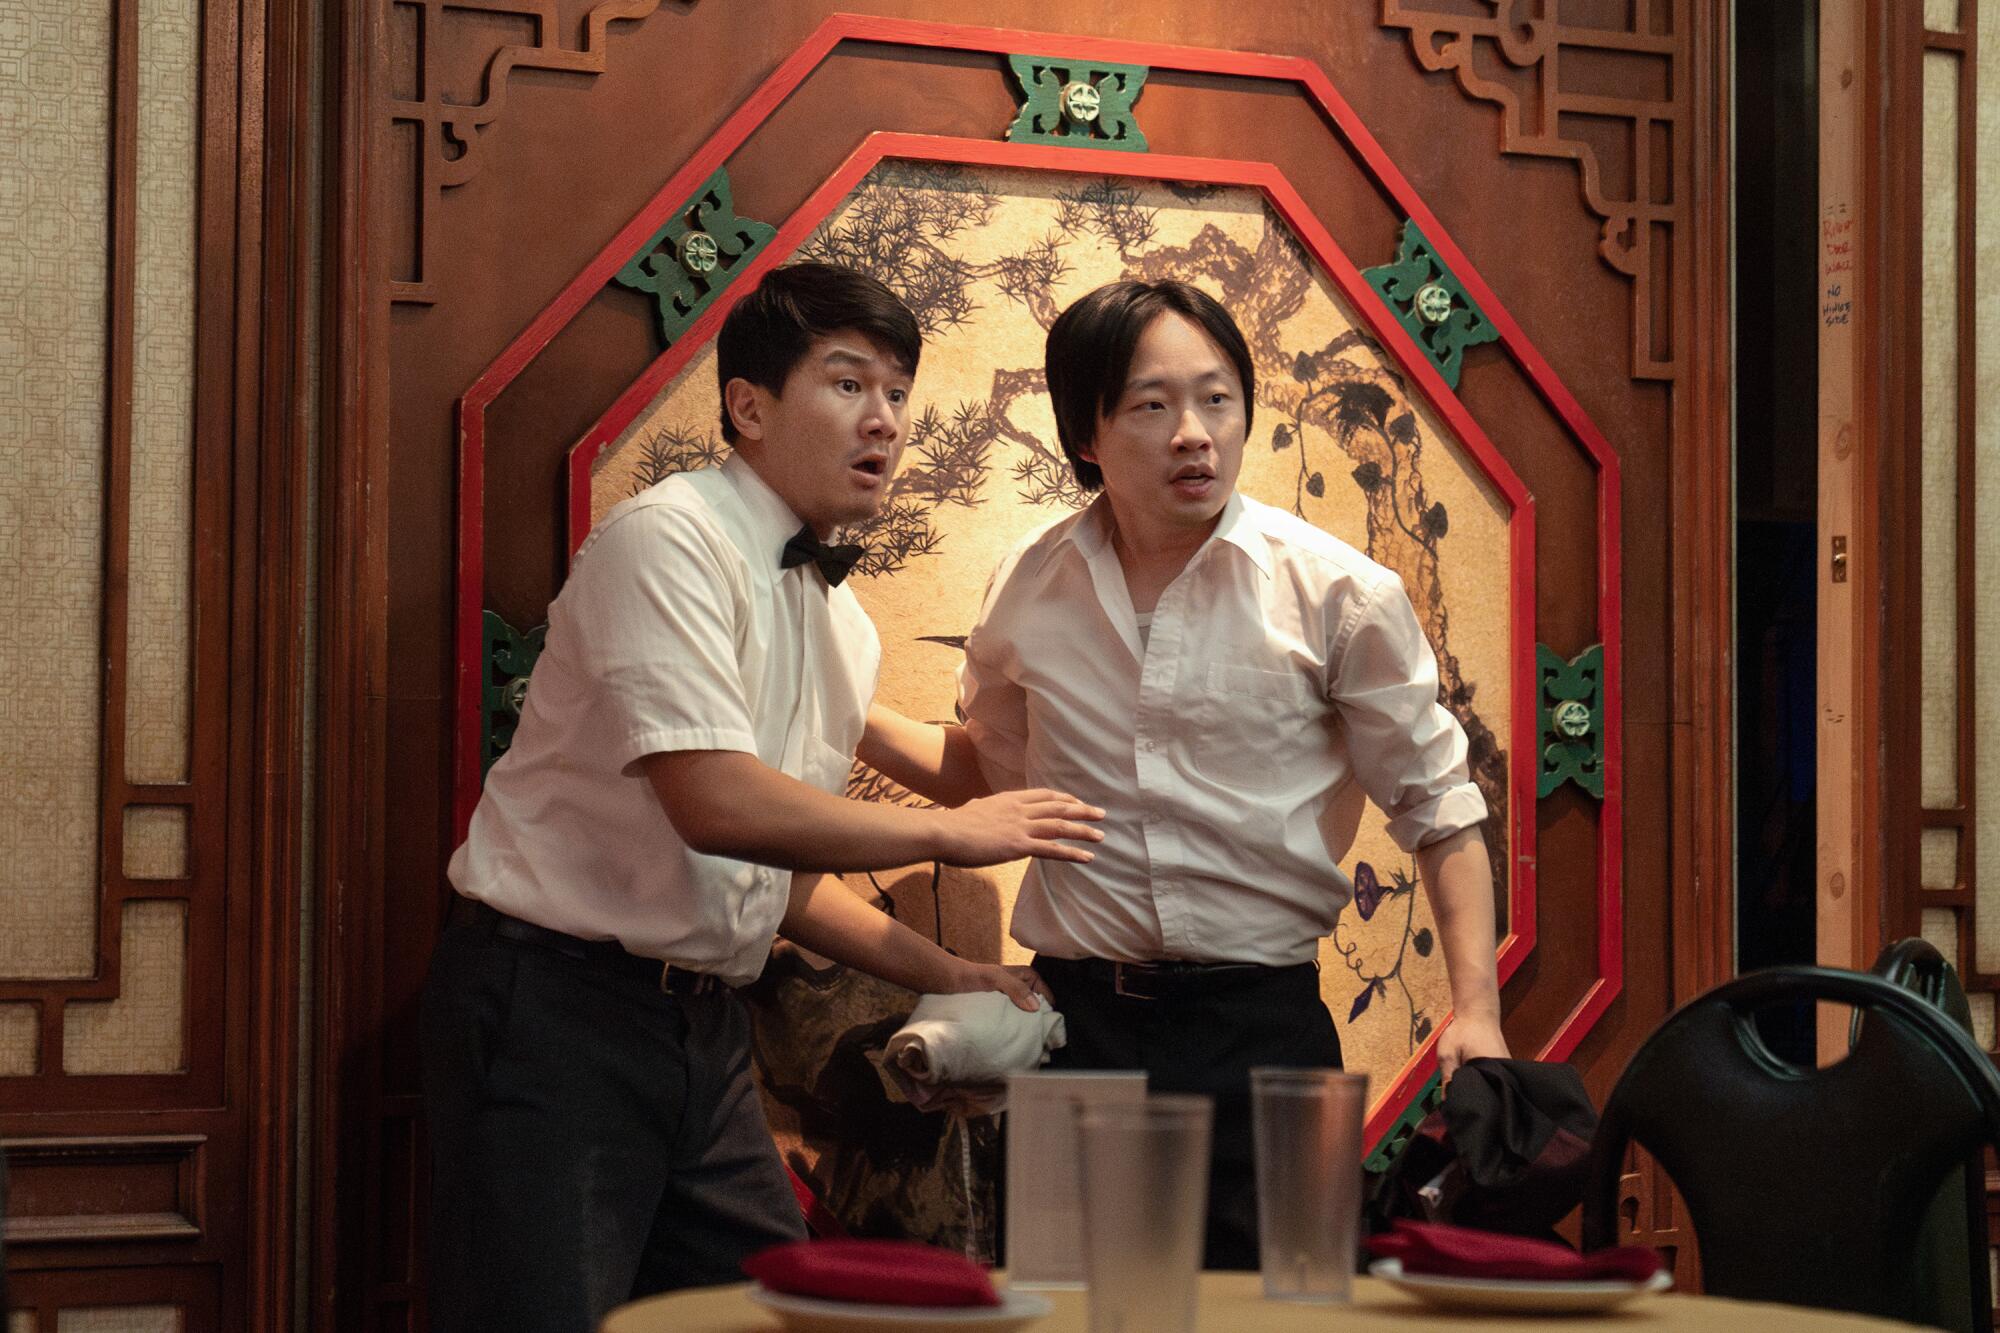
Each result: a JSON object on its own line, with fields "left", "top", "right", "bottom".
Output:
{"left": 1186, "top": 662, "right": 1320, "bottom": 789}
{"left": 802, "top": 735, "right": 856, "bottom": 797}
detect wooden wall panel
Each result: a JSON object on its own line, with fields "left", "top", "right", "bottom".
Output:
{"left": 321, "top": 0, "right": 1734, "bottom": 1321}
{"left": 1, "top": 0, "right": 319, "bottom": 1324}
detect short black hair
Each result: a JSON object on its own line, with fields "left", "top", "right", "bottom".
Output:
{"left": 716, "top": 262, "right": 922, "bottom": 443}
{"left": 1043, "top": 280, "right": 1256, "bottom": 491}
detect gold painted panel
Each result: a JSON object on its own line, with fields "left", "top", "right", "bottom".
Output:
{"left": 1926, "top": 0, "right": 1962, "bottom": 32}
{"left": 590, "top": 164, "right": 1514, "bottom": 1247}
{"left": 0, "top": 2, "right": 112, "bottom": 980}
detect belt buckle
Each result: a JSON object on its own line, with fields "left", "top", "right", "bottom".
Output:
{"left": 662, "top": 964, "right": 717, "bottom": 997}
{"left": 1110, "top": 962, "right": 1158, "bottom": 1001}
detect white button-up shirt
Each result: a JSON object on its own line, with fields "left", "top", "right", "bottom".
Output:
{"left": 449, "top": 455, "right": 879, "bottom": 985}
{"left": 958, "top": 491, "right": 1486, "bottom": 967}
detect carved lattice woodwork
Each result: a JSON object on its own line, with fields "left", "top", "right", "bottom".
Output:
{"left": 1618, "top": 1150, "right": 1703, "bottom": 1292}
{"left": 1885, "top": 0, "right": 1997, "bottom": 1060}
{"left": 387, "top": 0, "right": 665, "bottom": 303}
{"left": 1380, "top": 0, "right": 1689, "bottom": 380}
{"left": 0, "top": 0, "right": 313, "bottom": 1319}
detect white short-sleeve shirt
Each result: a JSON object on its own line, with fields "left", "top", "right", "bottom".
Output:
{"left": 957, "top": 490, "right": 1488, "bottom": 967}
{"left": 448, "top": 454, "right": 881, "bottom": 984}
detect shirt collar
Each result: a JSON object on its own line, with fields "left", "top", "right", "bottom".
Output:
{"left": 1058, "top": 489, "right": 1273, "bottom": 578}
{"left": 721, "top": 453, "right": 810, "bottom": 581}
{"left": 1209, "top": 490, "right": 1274, "bottom": 577}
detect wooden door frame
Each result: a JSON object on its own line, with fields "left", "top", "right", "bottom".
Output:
{"left": 1679, "top": 0, "right": 1738, "bottom": 1004}
{"left": 309, "top": 0, "right": 394, "bottom": 1325}
{"left": 1816, "top": 0, "right": 1894, "bottom": 1035}
{"left": 242, "top": 0, "right": 322, "bottom": 1321}
{"left": 1816, "top": 0, "right": 1958, "bottom": 1020}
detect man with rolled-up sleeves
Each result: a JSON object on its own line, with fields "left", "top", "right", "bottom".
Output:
{"left": 862, "top": 279, "right": 1509, "bottom": 1271}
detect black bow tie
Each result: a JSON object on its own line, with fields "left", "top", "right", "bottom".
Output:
{"left": 780, "top": 525, "right": 865, "bottom": 587}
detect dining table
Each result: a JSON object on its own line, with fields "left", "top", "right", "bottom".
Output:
{"left": 600, "top": 1271, "right": 1926, "bottom": 1331}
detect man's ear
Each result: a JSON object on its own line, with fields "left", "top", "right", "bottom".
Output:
{"left": 723, "top": 377, "right": 766, "bottom": 442}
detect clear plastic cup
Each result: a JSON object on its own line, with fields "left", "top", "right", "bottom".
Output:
{"left": 1250, "top": 1068, "right": 1369, "bottom": 1302}
{"left": 1075, "top": 1093, "right": 1214, "bottom": 1333}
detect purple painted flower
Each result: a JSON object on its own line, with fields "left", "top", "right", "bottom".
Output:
{"left": 1353, "top": 862, "right": 1384, "bottom": 921}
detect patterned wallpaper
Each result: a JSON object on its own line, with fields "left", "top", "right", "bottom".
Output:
{"left": 123, "top": 0, "right": 198, "bottom": 786}
{"left": 1921, "top": 49, "right": 1961, "bottom": 812}
{"left": 124, "top": 805, "right": 188, "bottom": 879}
{"left": 1973, "top": 0, "right": 1999, "bottom": 984}
{"left": 0, "top": 0, "right": 196, "bottom": 1081}
{"left": 0, "top": 1002, "right": 37, "bottom": 1076}
{"left": 64, "top": 899, "right": 188, "bottom": 1075}
{"left": 54, "top": 1309, "right": 182, "bottom": 1333}
{"left": 0, "top": 1, "right": 112, "bottom": 980}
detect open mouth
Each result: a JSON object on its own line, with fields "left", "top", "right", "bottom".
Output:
{"left": 850, "top": 455, "right": 889, "bottom": 482}
{"left": 1169, "top": 466, "right": 1215, "bottom": 495}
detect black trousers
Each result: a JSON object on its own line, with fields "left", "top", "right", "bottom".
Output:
{"left": 1032, "top": 955, "right": 1342, "bottom": 1272}
{"left": 420, "top": 906, "right": 803, "bottom": 1332}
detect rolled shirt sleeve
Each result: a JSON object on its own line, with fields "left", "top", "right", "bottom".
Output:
{"left": 563, "top": 505, "right": 760, "bottom": 776}
{"left": 1330, "top": 573, "right": 1489, "bottom": 851}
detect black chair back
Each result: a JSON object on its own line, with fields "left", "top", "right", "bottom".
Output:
{"left": 1871, "top": 936, "right": 1977, "bottom": 1031}
{"left": 1866, "top": 939, "right": 1989, "bottom": 1332}
{"left": 1582, "top": 966, "right": 2000, "bottom": 1330}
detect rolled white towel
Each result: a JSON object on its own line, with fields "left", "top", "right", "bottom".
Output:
{"left": 883, "top": 991, "right": 1066, "bottom": 1113}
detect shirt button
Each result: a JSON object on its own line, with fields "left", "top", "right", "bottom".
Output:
{"left": 1142, "top": 739, "right": 1158, "bottom": 752}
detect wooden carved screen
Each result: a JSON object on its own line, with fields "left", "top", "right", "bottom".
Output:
{"left": 1883, "top": 0, "right": 1999, "bottom": 1045}
{"left": 1877, "top": 0, "right": 2000, "bottom": 1270}
{"left": 330, "top": 1, "right": 1731, "bottom": 1325}
{"left": 0, "top": 0, "right": 312, "bottom": 1327}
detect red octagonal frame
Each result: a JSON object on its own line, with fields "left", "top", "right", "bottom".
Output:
{"left": 453, "top": 15, "right": 1624, "bottom": 1149}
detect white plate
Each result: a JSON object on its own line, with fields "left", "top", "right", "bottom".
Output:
{"left": 746, "top": 1285, "right": 1052, "bottom": 1333}
{"left": 1369, "top": 1257, "right": 1674, "bottom": 1314}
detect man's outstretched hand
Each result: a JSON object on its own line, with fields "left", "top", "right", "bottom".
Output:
{"left": 930, "top": 789, "right": 1104, "bottom": 867}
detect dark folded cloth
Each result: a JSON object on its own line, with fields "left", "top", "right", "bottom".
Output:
{"left": 1369, "top": 1220, "right": 1663, "bottom": 1283}
{"left": 743, "top": 1238, "right": 1001, "bottom": 1307}
{"left": 1367, "top": 1057, "right": 1597, "bottom": 1243}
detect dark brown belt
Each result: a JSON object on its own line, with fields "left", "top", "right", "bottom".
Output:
{"left": 1036, "top": 954, "right": 1311, "bottom": 1002}
{"left": 453, "top": 896, "right": 724, "bottom": 996}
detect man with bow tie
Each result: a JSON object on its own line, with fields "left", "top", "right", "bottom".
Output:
{"left": 423, "top": 263, "right": 1104, "bottom": 1330}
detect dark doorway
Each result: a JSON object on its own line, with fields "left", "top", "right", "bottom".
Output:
{"left": 1735, "top": 0, "right": 1820, "bottom": 1063}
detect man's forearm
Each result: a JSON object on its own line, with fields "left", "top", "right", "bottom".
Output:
{"left": 779, "top": 872, "right": 961, "bottom": 994}
{"left": 642, "top": 748, "right": 1100, "bottom": 875}
{"left": 645, "top": 748, "right": 947, "bottom": 871}
{"left": 856, "top": 704, "right": 992, "bottom": 807}
{"left": 1414, "top": 826, "right": 1503, "bottom": 1019}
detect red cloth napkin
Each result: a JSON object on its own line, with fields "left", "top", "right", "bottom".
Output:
{"left": 742, "top": 1239, "right": 1001, "bottom": 1308}
{"left": 1368, "top": 1220, "right": 1663, "bottom": 1283}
